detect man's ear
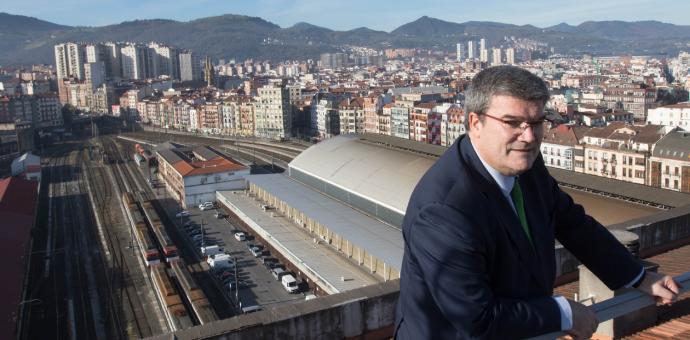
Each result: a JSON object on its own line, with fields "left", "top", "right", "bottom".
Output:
{"left": 468, "top": 112, "right": 481, "bottom": 134}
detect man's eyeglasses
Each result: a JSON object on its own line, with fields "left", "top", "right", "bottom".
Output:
{"left": 482, "top": 113, "right": 549, "bottom": 134}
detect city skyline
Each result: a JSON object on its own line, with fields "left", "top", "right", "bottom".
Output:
{"left": 4, "top": 0, "right": 690, "bottom": 32}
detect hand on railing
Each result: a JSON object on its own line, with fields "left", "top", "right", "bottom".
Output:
{"left": 567, "top": 300, "right": 599, "bottom": 340}
{"left": 636, "top": 271, "right": 683, "bottom": 305}
{"left": 529, "top": 271, "right": 690, "bottom": 340}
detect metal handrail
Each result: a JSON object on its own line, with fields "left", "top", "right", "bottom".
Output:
{"left": 529, "top": 271, "right": 690, "bottom": 340}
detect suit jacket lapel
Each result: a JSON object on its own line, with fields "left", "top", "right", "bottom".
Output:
{"left": 459, "top": 136, "right": 549, "bottom": 292}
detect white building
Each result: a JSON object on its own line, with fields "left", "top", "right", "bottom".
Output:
{"left": 492, "top": 48, "right": 502, "bottom": 66}
{"left": 54, "top": 42, "right": 85, "bottom": 80}
{"left": 480, "top": 48, "right": 489, "bottom": 63}
{"left": 467, "top": 41, "right": 476, "bottom": 60}
{"left": 437, "top": 103, "right": 465, "bottom": 146}
{"left": 647, "top": 103, "right": 690, "bottom": 131}
{"left": 254, "top": 85, "right": 291, "bottom": 139}
{"left": 540, "top": 125, "right": 581, "bottom": 171}
{"left": 221, "top": 101, "right": 239, "bottom": 135}
{"left": 506, "top": 48, "right": 515, "bottom": 65}
{"left": 189, "top": 108, "right": 199, "bottom": 131}
{"left": 156, "top": 144, "right": 249, "bottom": 208}
{"left": 456, "top": 43, "right": 465, "bottom": 62}
{"left": 11, "top": 152, "right": 41, "bottom": 181}
{"left": 649, "top": 130, "right": 690, "bottom": 192}
{"left": 120, "top": 44, "right": 148, "bottom": 80}
{"left": 149, "top": 42, "right": 179, "bottom": 79}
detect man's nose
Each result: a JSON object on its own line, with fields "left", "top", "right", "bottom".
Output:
{"left": 518, "top": 125, "right": 537, "bottom": 143}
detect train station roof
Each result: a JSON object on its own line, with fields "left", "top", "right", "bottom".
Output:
{"left": 288, "top": 134, "right": 438, "bottom": 214}
{"left": 244, "top": 174, "right": 404, "bottom": 272}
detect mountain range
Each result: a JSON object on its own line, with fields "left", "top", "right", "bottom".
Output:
{"left": 1, "top": 12, "right": 690, "bottom": 67}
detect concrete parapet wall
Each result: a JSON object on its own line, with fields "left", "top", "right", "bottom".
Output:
{"left": 555, "top": 205, "right": 690, "bottom": 281}
{"left": 147, "top": 280, "right": 400, "bottom": 340}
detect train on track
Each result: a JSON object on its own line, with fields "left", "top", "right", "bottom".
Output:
{"left": 122, "top": 192, "right": 161, "bottom": 266}
{"left": 150, "top": 265, "right": 193, "bottom": 331}
{"left": 140, "top": 200, "right": 179, "bottom": 262}
{"left": 170, "top": 261, "right": 218, "bottom": 325}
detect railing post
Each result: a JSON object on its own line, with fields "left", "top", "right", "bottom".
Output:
{"left": 578, "top": 230, "right": 657, "bottom": 338}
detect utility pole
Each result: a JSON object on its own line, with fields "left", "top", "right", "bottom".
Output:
{"left": 234, "top": 257, "right": 239, "bottom": 309}
{"left": 200, "top": 219, "right": 205, "bottom": 249}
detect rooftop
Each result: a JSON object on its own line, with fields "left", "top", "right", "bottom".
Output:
{"left": 245, "top": 174, "right": 404, "bottom": 273}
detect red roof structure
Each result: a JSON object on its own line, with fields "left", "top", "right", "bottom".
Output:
{"left": 0, "top": 177, "right": 38, "bottom": 340}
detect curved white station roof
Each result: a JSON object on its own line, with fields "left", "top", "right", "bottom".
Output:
{"left": 288, "top": 135, "right": 437, "bottom": 214}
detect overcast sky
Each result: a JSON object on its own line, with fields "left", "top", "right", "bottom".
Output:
{"left": 4, "top": 0, "right": 690, "bottom": 31}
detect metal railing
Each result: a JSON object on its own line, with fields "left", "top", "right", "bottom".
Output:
{"left": 529, "top": 271, "right": 690, "bottom": 340}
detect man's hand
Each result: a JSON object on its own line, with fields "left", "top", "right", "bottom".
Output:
{"left": 636, "top": 271, "right": 682, "bottom": 305}
{"left": 567, "top": 300, "right": 598, "bottom": 340}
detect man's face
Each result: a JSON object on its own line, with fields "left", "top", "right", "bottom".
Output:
{"left": 468, "top": 95, "right": 544, "bottom": 176}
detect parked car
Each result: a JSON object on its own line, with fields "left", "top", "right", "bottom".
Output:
{"left": 250, "top": 246, "right": 264, "bottom": 257}
{"left": 199, "top": 201, "right": 214, "bottom": 209}
{"left": 265, "top": 262, "right": 284, "bottom": 271}
{"left": 271, "top": 268, "right": 286, "bottom": 280}
{"left": 214, "top": 211, "right": 225, "bottom": 219}
{"left": 260, "top": 257, "right": 276, "bottom": 265}
{"left": 175, "top": 210, "right": 190, "bottom": 218}
{"left": 200, "top": 204, "right": 214, "bottom": 211}
{"left": 234, "top": 232, "right": 246, "bottom": 241}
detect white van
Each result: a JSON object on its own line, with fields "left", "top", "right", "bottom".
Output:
{"left": 281, "top": 274, "right": 299, "bottom": 293}
{"left": 201, "top": 245, "right": 222, "bottom": 257}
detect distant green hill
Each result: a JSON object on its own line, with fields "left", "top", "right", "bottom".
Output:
{"left": 2, "top": 12, "right": 690, "bottom": 67}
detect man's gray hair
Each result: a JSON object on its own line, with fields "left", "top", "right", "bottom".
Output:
{"left": 464, "top": 65, "right": 550, "bottom": 129}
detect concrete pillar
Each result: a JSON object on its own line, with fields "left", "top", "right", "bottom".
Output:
{"left": 578, "top": 230, "right": 658, "bottom": 338}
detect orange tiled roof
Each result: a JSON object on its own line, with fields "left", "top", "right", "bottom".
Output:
{"left": 173, "top": 157, "right": 245, "bottom": 177}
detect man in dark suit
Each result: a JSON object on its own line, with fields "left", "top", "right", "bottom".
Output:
{"left": 395, "top": 66, "right": 680, "bottom": 339}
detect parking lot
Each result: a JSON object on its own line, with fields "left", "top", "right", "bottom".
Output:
{"left": 148, "top": 177, "right": 308, "bottom": 313}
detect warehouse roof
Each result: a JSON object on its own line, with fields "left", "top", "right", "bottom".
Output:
{"left": 288, "top": 135, "right": 437, "bottom": 214}
{"left": 245, "top": 174, "right": 404, "bottom": 272}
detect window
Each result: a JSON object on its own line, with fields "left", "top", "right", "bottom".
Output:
{"left": 623, "top": 168, "right": 627, "bottom": 176}
{"left": 665, "top": 178, "right": 669, "bottom": 188}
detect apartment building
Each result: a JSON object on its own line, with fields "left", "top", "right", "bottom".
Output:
{"left": 649, "top": 130, "right": 690, "bottom": 192}
{"left": 603, "top": 83, "right": 657, "bottom": 120}
{"left": 582, "top": 123, "right": 665, "bottom": 184}
{"left": 647, "top": 103, "right": 690, "bottom": 130}
{"left": 439, "top": 104, "right": 464, "bottom": 147}
{"left": 254, "top": 85, "right": 291, "bottom": 139}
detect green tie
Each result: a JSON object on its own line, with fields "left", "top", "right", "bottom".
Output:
{"left": 511, "top": 178, "right": 533, "bottom": 246}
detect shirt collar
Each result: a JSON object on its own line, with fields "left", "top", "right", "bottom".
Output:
{"left": 470, "top": 138, "right": 515, "bottom": 198}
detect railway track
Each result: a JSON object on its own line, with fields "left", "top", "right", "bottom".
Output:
{"left": 28, "top": 144, "right": 101, "bottom": 340}
{"left": 100, "top": 136, "right": 220, "bottom": 331}
{"left": 84, "top": 138, "right": 159, "bottom": 339}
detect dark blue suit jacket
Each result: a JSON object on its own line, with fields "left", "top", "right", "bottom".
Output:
{"left": 395, "top": 135, "right": 642, "bottom": 339}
